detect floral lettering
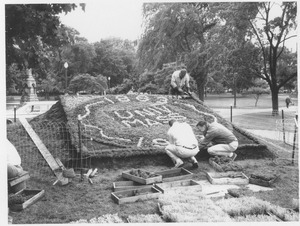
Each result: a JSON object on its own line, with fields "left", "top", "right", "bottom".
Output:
{"left": 136, "top": 95, "right": 149, "bottom": 102}
{"left": 122, "top": 119, "right": 148, "bottom": 128}
{"left": 114, "top": 110, "right": 133, "bottom": 119}
{"left": 116, "top": 95, "right": 130, "bottom": 102}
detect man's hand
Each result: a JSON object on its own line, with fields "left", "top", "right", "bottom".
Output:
{"left": 178, "top": 87, "right": 183, "bottom": 93}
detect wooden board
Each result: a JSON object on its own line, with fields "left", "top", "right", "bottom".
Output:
{"left": 8, "top": 171, "right": 30, "bottom": 187}
{"left": 155, "top": 168, "right": 193, "bottom": 182}
{"left": 9, "top": 189, "right": 45, "bottom": 211}
{"left": 154, "top": 179, "right": 201, "bottom": 193}
{"left": 113, "top": 181, "right": 153, "bottom": 192}
{"left": 19, "top": 118, "right": 61, "bottom": 173}
{"left": 122, "top": 170, "right": 162, "bottom": 185}
{"left": 206, "top": 171, "right": 249, "bottom": 185}
{"left": 111, "top": 187, "right": 162, "bottom": 204}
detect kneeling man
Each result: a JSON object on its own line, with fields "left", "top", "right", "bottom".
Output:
{"left": 165, "top": 120, "right": 199, "bottom": 168}
{"left": 196, "top": 120, "right": 238, "bottom": 161}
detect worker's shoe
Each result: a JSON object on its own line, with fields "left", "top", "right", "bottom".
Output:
{"left": 174, "top": 159, "right": 184, "bottom": 168}
{"left": 192, "top": 162, "right": 199, "bottom": 169}
{"left": 230, "top": 153, "right": 237, "bottom": 161}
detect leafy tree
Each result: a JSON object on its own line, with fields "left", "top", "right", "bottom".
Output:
{"left": 244, "top": 79, "right": 270, "bottom": 107}
{"left": 138, "top": 2, "right": 218, "bottom": 100}
{"left": 276, "top": 49, "right": 297, "bottom": 92}
{"left": 5, "top": 4, "right": 85, "bottom": 96}
{"left": 92, "top": 38, "right": 136, "bottom": 88}
{"left": 246, "top": 2, "right": 297, "bottom": 115}
{"left": 5, "top": 4, "right": 85, "bottom": 69}
{"left": 67, "top": 74, "right": 106, "bottom": 94}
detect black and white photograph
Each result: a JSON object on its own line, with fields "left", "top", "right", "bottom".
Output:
{"left": 3, "top": 0, "right": 298, "bottom": 224}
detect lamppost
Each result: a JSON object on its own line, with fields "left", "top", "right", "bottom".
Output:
{"left": 64, "top": 62, "right": 69, "bottom": 93}
{"left": 108, "top": 76, "right": 111, "bottom": 89}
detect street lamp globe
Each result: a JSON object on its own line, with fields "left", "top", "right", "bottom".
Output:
{"left": 64, "top": 62, "right": 69, "bottom": 69}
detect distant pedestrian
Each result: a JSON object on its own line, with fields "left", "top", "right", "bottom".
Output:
{"left": 285, "top": 96, "right": 293, "bottom": 108}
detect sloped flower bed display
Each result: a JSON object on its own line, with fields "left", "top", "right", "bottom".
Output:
{"left": 60, "top": 94, "right": 268, "bottom": 158}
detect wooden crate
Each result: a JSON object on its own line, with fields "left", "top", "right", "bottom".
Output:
{"left": 249, "top": 175, "right": 278, "bottom": 187}
{"left": 206, "top": 171, "right": 249, "bottom": 185}
{"left": 9, "top": 189, "right": 45, "bottom": 211}
{"left": 112, "top": 181, "right": 153, "bottom": 192}
{"left": 155, "top": 168, "right": 193, "bottom": 182}
{"left": 154, "top": 179, "right": 201, "bottom": 193}
{"left": 111, "top": 186, "right": 162, "bottom": 204}
{"left": 122, "top": 170, "right": 162, "bottom": 185}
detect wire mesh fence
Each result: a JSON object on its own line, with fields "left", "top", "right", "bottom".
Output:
{"left": 7, "top": 120, "right": 93, "bottom": 180}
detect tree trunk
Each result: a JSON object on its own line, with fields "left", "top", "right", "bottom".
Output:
{"left": 197, "top": 80, "right": 205, "bottom": 101}
{"left": 271, "top": 88, "right": 279, "bottom": 116}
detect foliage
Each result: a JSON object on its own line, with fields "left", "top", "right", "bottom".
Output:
{"left": 62, "top": 42, "right": 96, "bottom": 75}
{"left": 5, "top": 4, "right": 85, "bottom": 69}
{"left": 92, "top": 38, "right": 137, "bottom": 88}
{"left": 138, "top": 2, "right": 219, "bottom": 100}
{"left": 244, "top": 79, "right": 270, "bottom": 107}
{"left": 247, "top": 2, "right": 297, "bottom": 114}
{"left": 67, "top": 74, "right": 106, "bottom": 94}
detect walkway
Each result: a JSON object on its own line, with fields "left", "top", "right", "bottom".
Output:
{"left": 212, "top": 105, "right": 298, "bottom": 144}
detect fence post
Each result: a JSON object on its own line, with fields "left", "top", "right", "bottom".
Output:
{"left": 230, "top": 106, "right": 233, "bottom": 122}
{"left": 14, "top": 106, "right": 16, "bottom": 123}
{"left": 282, "top": 109, "right": 286, "bottom": 143}
{"left": 292, "top": 114, "right": 298, "bottom": 165}
{"left": 77, "top": 115, "right": 84, "bottom": 181}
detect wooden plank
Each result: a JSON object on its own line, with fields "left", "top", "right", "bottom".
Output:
{"left": 155, "top": 168, "right": 193, "bottom": 182}
{"left": 154, "top": 179, "right": 201, "bottom": 193}
{"left": 111, "top": 187, "right": 161, "bottom": 204}
{"left": 10, "top": 189, "right": 45, "bottom": 211}
{"left": 9, "top": 172, "right": 30, "bottom": 187}
{"left": 19, "top": 117, "right": 61, "bottom": 174}
{"left": 113, "top": 181, "right": 153, "bottom": 192}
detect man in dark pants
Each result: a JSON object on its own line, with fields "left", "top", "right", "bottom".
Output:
{"left": 285, "top": 96, "right": 293, "bottom": 108}
{"left": 169, "top": 67, "right": 191, "bottom": 97}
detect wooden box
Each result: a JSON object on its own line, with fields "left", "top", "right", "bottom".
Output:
{"left": 154, "top": 179, "right": 201, "bottom": 193}
{"left": 122, "top": 169, "right": 162, "bottom": 185}
{"left": 8, "top": 189, "right": 45, "bottom": 211}
{"left": 249, "top": 175, "right": 278, "bottom": 187}
{"left": 111, "top": 187, "right": 162, "bottom": 204}
{"left": 155, "top": 168, "right": 193, "bottom": 182}
{"left": 112, "top": 181, "right": 153, "bottom": 192}
{"left": 206, "top": 171, "right": 249, "bottom": 185}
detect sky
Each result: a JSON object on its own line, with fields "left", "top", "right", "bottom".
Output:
{"left": 59, "top": 0, "right": 145, "bottom": 42}
{"left": 59, "top": 0, "right": 297, "bottom": 51}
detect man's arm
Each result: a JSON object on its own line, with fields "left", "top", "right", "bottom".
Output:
{"left": 198, "top": 129, "right": 215, "bottom": 149}
{"left": 170, "top": 72, "right": 177, "bottom": 88}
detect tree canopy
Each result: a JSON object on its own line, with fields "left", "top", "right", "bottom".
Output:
{"left": 5, "top": 4, "right": 85, "bottom": 69}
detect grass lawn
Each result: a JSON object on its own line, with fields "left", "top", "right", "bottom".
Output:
{"left": 204, "top": 93, "right": 297, "bottom": 109}
{"left": 7, "top": 93, "right": 299, "bottom": 224}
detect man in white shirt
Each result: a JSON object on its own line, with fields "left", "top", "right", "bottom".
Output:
{"left": 165, "top": 120, "right": 199, "bottom": 168}
{"left": 7, "top": 139, "right": 23, "bottom": 179}
{"left": 169, "top": 68, "right": 191, "bottom": 96}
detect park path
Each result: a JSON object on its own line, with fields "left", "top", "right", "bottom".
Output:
{"left": 211, "top": 105, "right": 298, "bottom": 145}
